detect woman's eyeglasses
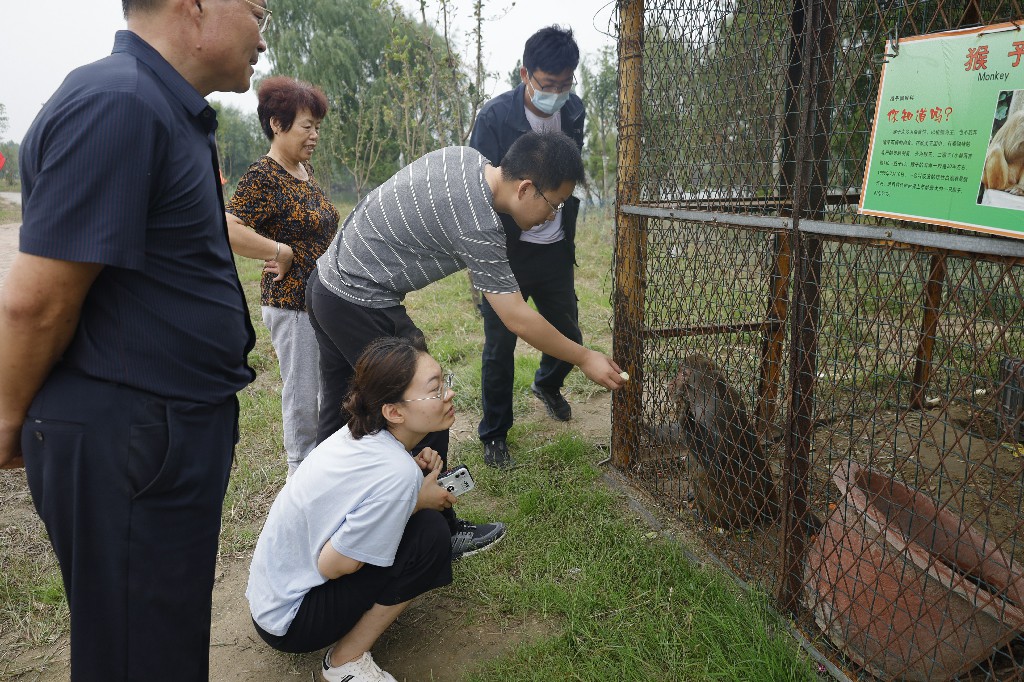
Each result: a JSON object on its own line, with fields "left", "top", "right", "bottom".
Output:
{"left": 398, "top": 372, "right": 454, "bottom": 402}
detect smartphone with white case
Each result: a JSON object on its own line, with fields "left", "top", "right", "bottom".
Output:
{"left": 437, "top": 465, "right": 475, "bottom": 496}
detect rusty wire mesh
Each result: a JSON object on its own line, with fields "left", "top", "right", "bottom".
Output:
{"left": 611, "top": 0, "right": 1024, "bottom": 679}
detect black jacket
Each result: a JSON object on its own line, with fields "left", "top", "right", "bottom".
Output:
{"left": 469, "top": 83, "right": 586, "bottom": 261}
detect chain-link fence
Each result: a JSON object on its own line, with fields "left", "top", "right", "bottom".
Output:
{"left": 611, "top": 0, "right": 1024, "bottom": 678}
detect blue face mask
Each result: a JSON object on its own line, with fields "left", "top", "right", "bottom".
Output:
{"left": 530, "top": 87, "right": 571, "bottom": 115}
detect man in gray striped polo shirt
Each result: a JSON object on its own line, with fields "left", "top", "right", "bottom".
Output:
{"left": 307, "top": 130, "right": 626, "bottom": 558}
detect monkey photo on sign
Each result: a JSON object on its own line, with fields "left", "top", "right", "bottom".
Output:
{"left": 983, "top": 110, "right": 1024, "bottom": 196}
{"left": 981, "top": 90, "right": 1024, "bottom": 203}
{"left": 667, "top": 355, "right": 780, "bottom": 531}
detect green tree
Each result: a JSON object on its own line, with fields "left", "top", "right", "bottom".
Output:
{"left": 211, "top": 101, "right": 266, "bottom": 187}
{"left": 638, "top": 2, "right": 786, "bottom": 199}
{"left": 267, "top": 0, "right": 398, "bottom": 197}
{"left": 0, "top": 103, "right": 8, "bottom": 138}
{"left": 507, "top": 59, "right": 522, "bottom": 90}
{"left": 704, "top": 5, "right": 785, "bottom": 196}
{"left": 265, "top": 0, "right": 481, "bottom": 199}
{"left": 638, "top": 22, "right": 701, "bottom": 199}
{"left": 580, "top": 47, "right": 617, "bottom": 211}
{"left": 383, "top": 0, "right": 489, "bottom": 307}
{"left": 385, "top": 0, "right": 483, "bottom": 153}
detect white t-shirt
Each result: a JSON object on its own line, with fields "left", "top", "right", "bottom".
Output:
{"left": 246, "top": 426, "right": 422, "bottom": 636}
{"left": 519, "top": 107, "right": 565, "bottom": 245}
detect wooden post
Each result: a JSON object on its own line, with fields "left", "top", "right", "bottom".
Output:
{"left": 612, "top": 0, "right": 645, "bottom": 469}
{"left": 757, "top": 232, "right": 792, "bottom": 430}
{"left": 777, "top": 0, "right": 836, "bottom": 614}
{"left": 910, "top": 254, "right": 947, "bottom": 409}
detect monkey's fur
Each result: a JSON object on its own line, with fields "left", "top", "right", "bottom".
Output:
{"left": 983, "top": 110, "right": 1024, "bottom": 196}
{"left": 668, "top": 355, "right": 780, "bottom": 531}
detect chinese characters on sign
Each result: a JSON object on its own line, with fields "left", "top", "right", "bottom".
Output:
{"left": 860, "top": 23, "right": 1024, "bottom": 239}
{"left": 871, "top": 117, "right": 976, "bottom": 196}
{"left": 884, "top": 105, "right": 953, "bottom": 124}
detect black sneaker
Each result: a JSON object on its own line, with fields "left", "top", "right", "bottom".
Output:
{"left": 483, "top": 438, "right": 517, "bottom": 469}
{"left": 530, "top": 382, "right": 571, "bottom": 421}
{"left": 451, "top": 519, "right": 506, "bottom": 560}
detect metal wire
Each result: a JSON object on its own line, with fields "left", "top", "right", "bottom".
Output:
{"left": 612, "top": 0, "right": 1024, "bottom": 678}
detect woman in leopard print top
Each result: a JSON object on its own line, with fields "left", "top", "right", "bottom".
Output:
{"left": 227, "top": 77, "right": 339, "bottom": 476}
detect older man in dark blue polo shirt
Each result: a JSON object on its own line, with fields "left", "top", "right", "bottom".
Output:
{"left": 0, "top": 1, "right": 268, "bottom": 679}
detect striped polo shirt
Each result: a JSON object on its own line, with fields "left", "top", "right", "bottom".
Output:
{"left": 316, "top": 147, "right": 519, "bottom": 308}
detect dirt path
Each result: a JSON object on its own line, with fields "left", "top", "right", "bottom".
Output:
{"left": 0, "top": 211, "right": 615, "bottom": 680}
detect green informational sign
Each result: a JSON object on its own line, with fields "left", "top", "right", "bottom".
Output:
{"left": 860, "top": 22, "right": 1024, "bottom": 239}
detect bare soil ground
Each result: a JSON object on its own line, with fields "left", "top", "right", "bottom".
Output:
{"left": 0, "top": 212, "right": 617, "bottom": 681}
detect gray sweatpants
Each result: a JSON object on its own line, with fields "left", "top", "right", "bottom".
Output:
{"left": 262, "top": 306, "right": 321, "bottom": 475}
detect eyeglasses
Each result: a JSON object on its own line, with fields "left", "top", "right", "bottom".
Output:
{"left": 398, "top": 372, "right": 454, "bottom": 403}
{"left": 536, "top": 187, "right": 565, "bottom": 214}
{"left": 528, "top": 72, "right": 576, "bottom": 94}
{"left": 240, "top": 0, "right": 272, "bottom": 32}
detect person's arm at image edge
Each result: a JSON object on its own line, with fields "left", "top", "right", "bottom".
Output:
{"left": 483, "top": 290, "right": 624, "bottom": 390}
{"left": 0, "top": 254, "right": 102, "bottom": 468}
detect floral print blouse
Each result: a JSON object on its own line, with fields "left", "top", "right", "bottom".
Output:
{"left": 226, "top": 156, "right": 340, "bottom": 310}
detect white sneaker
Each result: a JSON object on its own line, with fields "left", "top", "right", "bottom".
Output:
{"left": 320, "top": 649, "right": 397, "bottom": 682}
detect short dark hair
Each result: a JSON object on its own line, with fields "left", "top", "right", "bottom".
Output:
{"left": 523, "top": 25, "right": 580, "bottom": 75}
{"left": 256, "top": 77, "right": 329, "bottom": 141}
{"left": 122, "top": 0, "right": 162, "bottom": 18}
{"left": 343, "top": 336, "right": 429, "bottom": 439}
{"left": 500, "top": 130, "right": 585, "bottom": 193}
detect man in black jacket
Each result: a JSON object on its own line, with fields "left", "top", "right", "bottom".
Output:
{"left": 470, "top": 26, "right": 586, "bottom": 469}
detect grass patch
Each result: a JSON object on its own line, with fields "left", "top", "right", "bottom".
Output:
{"left": 0, "top": 520, "right": 69, "bottom": 655}
{"left": 451, "top": 432, "right": 816, "bottom": 681}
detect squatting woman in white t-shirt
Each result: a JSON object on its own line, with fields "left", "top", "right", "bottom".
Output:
{"left": 246, "top": 336, "right": 459, "bottom": 682}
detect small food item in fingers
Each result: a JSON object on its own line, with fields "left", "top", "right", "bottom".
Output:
{"left": 620, "top": 371, "right": 630, "bottom": 381}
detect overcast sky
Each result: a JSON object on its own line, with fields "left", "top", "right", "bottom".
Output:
{"left": 0, "top": 1, "right": 618, "bottom": 143}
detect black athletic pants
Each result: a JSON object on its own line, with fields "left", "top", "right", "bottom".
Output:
{"left": 252, "top": 509, "right": 453, "bottom": 653}
{"left": 478, "top": 239, "right": 581, "bottom": 442}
